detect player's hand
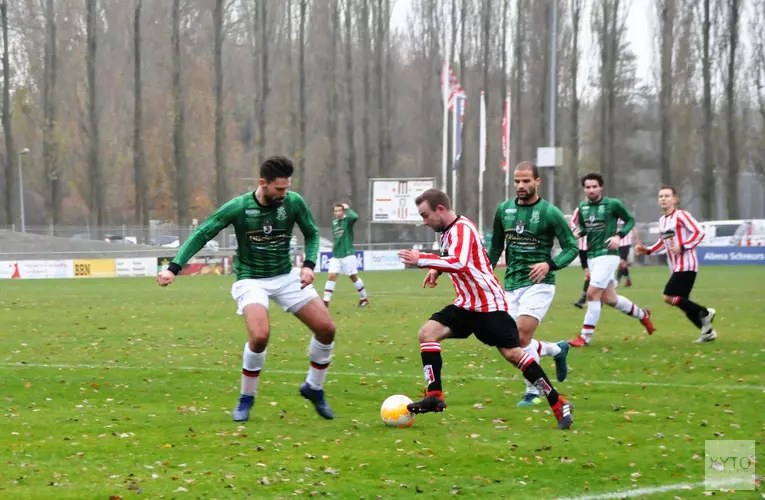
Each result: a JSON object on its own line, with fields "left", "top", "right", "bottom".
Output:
{"left": 423, "top": 269, "right": 440, "bottom": 288}
{"left": 573, "top": 228, "right": 581, "bottom": 239}
{"left": 635, "top": 244, "right": 648, "bottom": 256}
{"left": 398, "top": 249, "right": 421, "bottom": 266}
{"left": 156, "top": 270, "right": 176, "bottom": 287}
{"left": 669, "top": 243, "right": 682, "bottom": 255}
{"left": 341, "top": 203, "right": 350, "bottom": 210}
{"left": 300, "top": 267, "right": 315, "bottom": 289}
{"left": 528, "top": 262, "right": 550, "bottom": 284}
{"left": 606, "top": 235, "right": 621, "bottom": 250}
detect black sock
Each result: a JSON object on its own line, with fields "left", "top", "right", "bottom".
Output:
{"left": 672, "top": 297, "right": 708, "bottom": 327}
{"left": 616, "top": 268, "right": 624, "bottom": 280}
{"left": 420, "top": 350, "right": 443, "bottom": 392}
{"left": 583, "top": 279, "right": 590, "bottom": 293}
{"left": 519, "top": 359, "right": 560, "bottom": 406}
{"left": 623, "top": 267, "right": 631, "bottom": 279}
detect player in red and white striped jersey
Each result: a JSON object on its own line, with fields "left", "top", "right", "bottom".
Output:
{"left": 397, "top": 188, "right": 573, "bottom": 429}
{"left": 616, "top": 221, "right": 637, "bottom": 287}
{"left": 636, "top": 186, "right": 717, "bottom": 342}
{"left": 570, "top": 207, "right": 591, "bottom": 308}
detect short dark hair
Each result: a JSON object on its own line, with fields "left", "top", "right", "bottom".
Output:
{"left": 581, "top": 172, "right": 604, "bottom": 187}
{"left": 415, "top": 188, "right": 451, "bottom": 211}
{"left": 260, "top": 156, "right": 294, "bottom": 182}
{"left": 515, "top": 161, "right": 539, "bottom": 179}
{"left": 659, "top": 185, "right": 677, "bottom": 195}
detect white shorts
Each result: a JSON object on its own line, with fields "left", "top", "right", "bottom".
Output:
{"left": 231, "top": 268, "right": 319, "bottom": 315}
{"left": 328, "top": 255, "right": 358, "bottom": 276}
{"left": 505, "top": 284, "right": 556, "bottom": 323}
{"left": 588, "top": 255, "right": 620, "bottom": 289}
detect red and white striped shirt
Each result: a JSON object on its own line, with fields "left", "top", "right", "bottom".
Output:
{"left": 570, "top": 208, "right": 588, "bottom": 251}
{"left": 647, "top": 209, "right": 705, "bottom": 272}
{"left": 618, "top": 220, "right": 633, "bottom": 246}
{"left": 417, "top": 216, "right": 508, "bottom": 312}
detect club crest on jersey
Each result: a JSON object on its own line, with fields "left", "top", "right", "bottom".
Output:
{"left": 530, "top": 210, "right": 540, "bottom": 224}
{"left": 263, "top": 221, "right": 273, "bottom": 234}
{"left": 588, "top": 213, "right": 596, "bottom": 223}
{"left": 276, "top": 206, "right": 288, "bottom": 221}
{"left": 515, "top": 221, "right": 526, "bottom": 234}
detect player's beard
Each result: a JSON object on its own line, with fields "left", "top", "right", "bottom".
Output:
{"left": 265, "top": 193, "right": 285, "bottom": 206}
{"left": 516, "top": 186, "right": 536, "bottom": 201}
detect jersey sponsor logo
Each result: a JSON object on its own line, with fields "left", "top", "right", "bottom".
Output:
{"left": 515, "top": 221, "right": 526, "bottom": 234}
{"left": 505, "top": 208, "right": 517, "bottom": 214}
{"left": 276, "top": 206, "right": 288, "bottom": 221}
{"left": 662, "top": 229, "right": 676, "bottom": 240}
{"left": 245, "top": 209, "right": 260, "bottom": 216}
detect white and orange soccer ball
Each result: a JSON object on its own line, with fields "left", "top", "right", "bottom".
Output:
{"left": 380, "top": 394, "right": 416, "bottom": 428}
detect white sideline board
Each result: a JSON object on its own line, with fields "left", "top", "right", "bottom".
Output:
{"left": 369, "top": 177, "right": 437, "bottom": 224}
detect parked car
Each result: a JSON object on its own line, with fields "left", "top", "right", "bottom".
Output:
{"left": 151, "top": 234, "right": 219, "bottom": 251}
{"left": 105, "top": 234, "right": 137, "bottom": 244}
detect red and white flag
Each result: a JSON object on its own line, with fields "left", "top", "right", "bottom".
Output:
{"left": 442, "top": 60, "right": 465, "bottom": 111}
{"left": 501, "top": 93, "right": 511, "bottom": 171}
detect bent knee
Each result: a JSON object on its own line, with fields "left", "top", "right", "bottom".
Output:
{"left": 418, "top": 324, "right": 441, "bottom": 343}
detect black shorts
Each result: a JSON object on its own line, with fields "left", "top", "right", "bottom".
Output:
{"left": 579, "top": 250, "right": 588, "bottom": 269}
{"left": 663, "top": 271, "right": 697, "bottom": 298}
{"left": 429, "top": 305, "right": 519, "bottom": 349}
{"left": 619, "top": 246, "right": 630, "bottom": 260}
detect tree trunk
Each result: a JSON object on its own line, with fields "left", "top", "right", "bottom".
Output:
{"left": 598, "top": 0, "right": 609, "bottom": 179}
{"left": 605, "top": 0, "right": 620, "bottom": 192}
{"left": 133, "top": 0, "right": 148, "bottom": 231}
{"left": 700, "top": 0, "right": 714, "bottom": 219}
{"left": 569, "top": 0, "right": 582, "bottom": 205}
{"left": 344, "top": 0, "right": 356, "bottom": 204}
{"left": 512, "top": 0, "right": 525, "bottom": 166}
{"left": 1, "top": 0, "right": 16, "bottom": 227}
{"left": 360, "top": 0, "right": 372, "bottom": 187}
{"left": 257, "top": 0, "right": 269, "bottom": 163}
{"left": 213, "top": 0, "right": 227, "bottom": 204}
{"left": 87, "top": 0, "right": 104, "bottom": 226}
{"left": 287, "top": 0, "right": 297, "bottom": 159}
{"left": 298, "top": 0, "right": 307, "bottom": 181}
{"left": 43, "top": 0, "right": 60, "bottom": 227}
{"left": 172, "top": 0, "right": 190, "bottom": 225}
{"left": 375, "top": 0, "right": 385, "bottom": 177}
{"left": 328, "top": 0, "right": 339, "bottom": 187}
{"left": 725, "top": 0, "right": 740, "bottom": 219}
{"left": 659, "top": 0, "right": 674, "bottom": 186}
{"left": 384, "top": 0, "right": 393, "bottom": 173}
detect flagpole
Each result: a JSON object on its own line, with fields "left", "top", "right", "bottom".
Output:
{"left": 478, "top": 91, "right": 486, "bottom": 236}
{"left": 451, "top": 99, "right": 458, "bottom": 212}
{"left": 441, "top": 56, "right": 450, "bottom": 193}
{"left": 504, "top": 93, "right": 511, "bottom": 200}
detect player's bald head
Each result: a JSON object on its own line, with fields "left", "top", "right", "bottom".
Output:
{"left": 515, "top": 161, "right": 539, "bottom": 179}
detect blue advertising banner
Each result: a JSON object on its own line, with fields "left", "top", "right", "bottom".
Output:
{"left": 319, "top": 251, "right": 365, "bottom": 272}
{"left": 697, "top": 246, "right": 765, "bottom": 265}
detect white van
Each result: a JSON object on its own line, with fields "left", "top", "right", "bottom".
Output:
{"left": 698, "top": 219, "right": 765, "bottom": 246}
{"left": 731, "top": 220, "right": 765, "bottom": 247}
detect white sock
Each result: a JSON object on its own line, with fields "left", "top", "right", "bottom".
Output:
{"left": 522, "top": 342, "right": 541, "bottom": 396}
{"left": 354, "top": 278, "right": 367, "bottom": 300}
{"left": 306, "top": 336, "right": 334, "bottom": 390}
{"left": 323, "top": 280, "right": 336, "bottom": 303}
{"left": 241, "top": 342, "right": 266, "bottom": 396}
{"left": 539, "top": 341, "right": 561, "bottom": 358}
{"left": 614, "top": 295, "right": 645, "bottom": 319}
{"left": 581, "top": 300, "right": 601, "bottom": 337}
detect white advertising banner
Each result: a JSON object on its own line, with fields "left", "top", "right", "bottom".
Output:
{"left": 15, "top": 260, "right": 74, "bottom": 279}
{"left": 0, "top": 261, "right": 18, "bottom": 279}
{"left": 371, "top": 178, "right": 436, "bottom": 223}
{"left": 364, "top": 250, "right": 405, "bottom": 271}
{"left": 116, "top": 258, "right": 156, "bottom": 277}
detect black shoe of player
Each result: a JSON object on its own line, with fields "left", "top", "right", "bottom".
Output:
{"left": 407, "top": 393, "right": 447, "bottom": 414}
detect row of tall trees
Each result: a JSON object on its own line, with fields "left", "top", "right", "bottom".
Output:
{"left": 1, "top": 0, "right": 763, "bottom": 233}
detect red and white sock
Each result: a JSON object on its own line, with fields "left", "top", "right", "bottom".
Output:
{"left": 354, "top": 279, "right": 367, "bottom": 300}
{"left": 323, "top": 280, "right": 336, "bottom": 303}
{"left": 305, "top": 336, "right": 334, "bottom": 390}
{"left": 241, "top": 342, "right": 266, "bottom": 396}
{"left": 614, "top": 295, "right": 645, "bottom": 319}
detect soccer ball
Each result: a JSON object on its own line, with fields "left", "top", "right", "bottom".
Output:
{"left": 380, "top": 394, "right": 416, "bottom": 428}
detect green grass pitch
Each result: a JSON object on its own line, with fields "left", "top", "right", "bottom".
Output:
{"left": 1, "top": 266, "right": 763, "bottom": 499}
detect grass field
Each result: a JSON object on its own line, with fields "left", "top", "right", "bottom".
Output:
{"left": 1, "top": 266, "right": 763, "bottom": 499}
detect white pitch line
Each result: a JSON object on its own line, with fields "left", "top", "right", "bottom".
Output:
{"left": 556, "top": 477, "right": 751, "bottom": 500}
{"left": 0, "top": 362, "right": 762, "bottom": 392}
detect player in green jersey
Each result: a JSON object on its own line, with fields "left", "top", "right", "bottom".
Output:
{"left": 156, "top": 156, "right": 337, "bottom": 422}
{"left": 489, "top": 162, "right": 577, "bottom": 407}
{"left": 568, "top": 172, "right": 655, "bottom": 348}
{"left": 322, "top": 203, "right": 369, "bottom": 308}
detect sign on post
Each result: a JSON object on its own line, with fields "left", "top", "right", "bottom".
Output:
{"left": 369, "top": 177, "right": 437, "bottom": 224}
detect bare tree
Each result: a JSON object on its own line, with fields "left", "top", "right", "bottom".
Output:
{"left": 360, "top": 0, "right": 372, "bottom": 186}
{"left": 43, "top": 0, "right": 60, "bottom": 226}
{"left": 374, "top": 0, "right": 385, "bottom": 176}
{"left": 1, "top": 0, "right": 14, "bottom": 226}
{"left": 286, "top": 0, "right": 297, "bottom": 156}
{"left": 328, "top": 0, "right": 339, "bottom": 182}
{"left": 343, "top": 0, "right": 356, "bottom": 204}
{"left": 723, "top": 0, "right": 741, "bottom": 218}
{"left": 86, "top": 0, "right": 104, "bottom": 226}
{"left": 298, "top": 0, "right": 308, "bottom": 179}
{"left": 700, "top": 0, "right": 714, "bottom": 219}
{"left": 511, "top": 0, "right": 526, "bottom": 166}
{"left": 658, "top": 0, "right": 675, "bottom": 185}
{"left": 257, "top": 0, "right": 269, "bottom": 161}
{"left": 569, "top": 0, "right": 583, "bottom": 202}
{"left": 213, "top": 0, "right": 227, "bottom": 204}
{"left": 133, "top": 0, "right": 148, "bottom": 229}
{"left": 172, "top": 0, "right": 190, "bottom": 225}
